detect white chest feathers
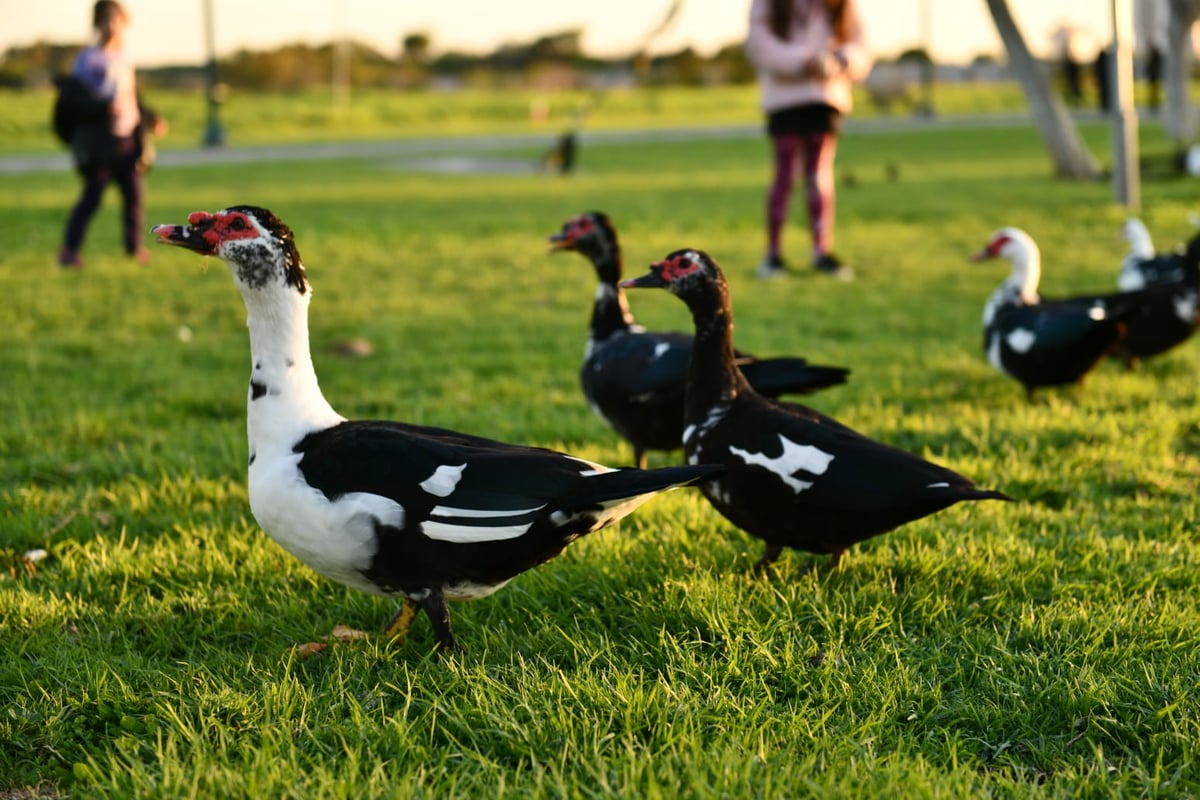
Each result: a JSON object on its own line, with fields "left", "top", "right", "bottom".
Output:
{"left": 248, "top": 452, "right": 397, "bottom": 595}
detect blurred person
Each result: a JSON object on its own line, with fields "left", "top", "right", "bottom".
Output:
{"left": 745, "top": 0, "right": 871, "bottom": 280}
{"left": 1052, "top": 24, "right": 1085, "bottom": 105}
{"left": 58, "top": 0, "right": 167, "bottom": 269}
{"left": 1134, "top": 0, "right": 1168, "bottom": 113}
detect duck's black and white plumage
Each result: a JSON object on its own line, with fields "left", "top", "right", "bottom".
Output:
{"left": 548, "top": 211, "right": 849, "bottom": 468}
{"left": 621, "top": 249, "right": 1009, "bottom": 571}
{"left": 972, "top": 227, "right": 1151, "bottom": 397}
{"left": 152, "top": 206, "right": 722, "bottom": 653}
{"left": 1112, "top": 218, "right": 1200, "bottom": 367}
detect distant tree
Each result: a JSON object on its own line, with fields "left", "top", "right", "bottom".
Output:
{"left": 897, "top": 47, "right": 933, "bottom": 66}
{"left": 0, "top": 42, "right": 82, "bottom": 86}
{"left": 647, "top": 47, "right": 707, "bottom": 86}
{"left": 984, "top": 0, "right": 1100, "bottom": 179}
{"left": 710, "top": 43, "right": 755, "bottom": 84}
{"left": 1162, "top": 0, "right": 1200, "bottom": 143}
{"left": 401, "top": 33, "right": 431, "bottom": 64}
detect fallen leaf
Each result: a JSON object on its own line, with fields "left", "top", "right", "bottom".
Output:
{"left": 329, "top": 625, "right": 369, "bottom": 642}
{"left": 292, "top": 642, "right": 328, "bottom": 657}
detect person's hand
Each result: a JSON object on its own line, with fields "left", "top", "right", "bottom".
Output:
{"left": 808, "top": 50, "right": 845, "bottom": 79}
{"left": 152, "top": 117, "right": 168, "bottom": 138}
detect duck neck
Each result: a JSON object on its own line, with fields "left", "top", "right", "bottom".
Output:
{"left": 588, "top": 241, "right": 636, "bottom": 342}
{"left": 590, "top": 282, "right": 637, "bottom": 342}
{"left": 1007, "top": 245, "right": 1041, "bottom": 306}
{"left": 984, "top": 246, "right": 1041, "bottom": 325}
{"left": 241, "top": 287, "right": 343, "bottom": 455}
{"left": 685, "top": 289, "right": 750, "bottom": 423}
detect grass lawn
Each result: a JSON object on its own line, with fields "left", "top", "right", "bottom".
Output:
{"left": 1, "top": 101, "right": 1198, "bottom": 797}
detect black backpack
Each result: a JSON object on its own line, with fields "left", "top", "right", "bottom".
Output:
{"left": 52, "top": 75, "right": 108, "bottom": 146}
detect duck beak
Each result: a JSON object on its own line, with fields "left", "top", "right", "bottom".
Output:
{"left": 620, "top": 270, "right": 666, "bottom": 289}
{"left": 152, "top": 212, "right": 218, "bottom": 255}
{"left": 547, "top": 230, "right": 573, "bottom": 252}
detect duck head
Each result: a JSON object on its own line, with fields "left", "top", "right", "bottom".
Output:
{"left": 972, "top": 227, "right": 1041, "bottom": 307}
{"left": 621, "top": 248, "right": 734, "bottom": 322}
{"left": 153, "top": 206, "right": 308, "bottom": 296}
{"left": 621, "top": 249, "right": 719, "bottom": 294}
{"left": 548, "top": 211, "right": 620, "bottom": 278}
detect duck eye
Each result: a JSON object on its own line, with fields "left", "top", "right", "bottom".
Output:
{"left": 229, "top": 217, "right": 247, "bottom": 231}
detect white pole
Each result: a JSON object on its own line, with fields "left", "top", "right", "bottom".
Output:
{"left": 1110, "top": 0, "right": 1140, "bottom": 209}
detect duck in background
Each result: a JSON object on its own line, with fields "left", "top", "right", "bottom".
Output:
{"left": 549, "top": 210, "right": 849, "bottom": 468}
{"left": 972, "top": 227, "right": 1149, "bottom": 398}
{"left": 1112, "top": 217, "right": 1200, "bottom": 368}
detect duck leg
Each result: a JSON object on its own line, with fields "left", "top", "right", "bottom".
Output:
{"left": 382, "top": 597, "right": 420, "bottom": 642}
{"left": 418, "top": 589, "right": 463, "bottom": 654}
{"left": 633, "top": 445, "right": 648, "bottom": 470}
{"left": 752, "top": 543, "right": 784, "bottom": 575}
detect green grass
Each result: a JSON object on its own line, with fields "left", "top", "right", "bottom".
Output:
{"left": 0, "top": 82, "right": 1041, "bottom": 155}
{"left": 1, "top": 108, "right": 1199, "bottom": 798}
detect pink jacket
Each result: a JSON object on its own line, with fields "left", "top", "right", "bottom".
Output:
{"left": 744, "top": 0, "right": 873, "bottom": 114}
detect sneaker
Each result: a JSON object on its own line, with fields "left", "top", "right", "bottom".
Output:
{"left": 57, "top": 248, "right": 82, "bottom": 269}
{"left": 756, "top": 254, "right": 788, "bottom": 279}
{"left": 813, "top": 253, "right": 854, "bottom": 281}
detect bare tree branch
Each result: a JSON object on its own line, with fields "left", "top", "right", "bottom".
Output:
{"left": 984, "top": 0, "right": 1101, "bottom": 179}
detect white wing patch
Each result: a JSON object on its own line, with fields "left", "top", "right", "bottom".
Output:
{"left": 927, "top": 481, "right": 950, "bottom": 488}
{"left": 1087, "top": 303, "right": 1107, "bottom": 321}
{"left": 422, "top": 502, "right": 547, "bottom": 543}
{"left": 1174, "top": 292, "right": 1198, "bottom": 324}
{"left": 729, "top": 435, "right": 835, "bottom": 494}
{"left": 652, "top": 342, "right": 671, "bottom": 359}
{"left": 1005, "top": 327, "right": 1036, "bottom": 353}
{"left": 419, "top": 463, "right": 466, "bottom": 497}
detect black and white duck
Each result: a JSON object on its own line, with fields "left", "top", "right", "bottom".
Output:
{"left": 549, "top": 211, "right": 849, "bottom": 468}
{"left": 972, "top": 227, "right": 1150, "bottom": 397}
{"left": 1112, "top": 218, "right": 1200, "bottom": 367}
{"left": 621, "top": 248, "right": 1009, "bottom": 572}
{"left": 152, "top": 206, "right": 722, "bottom": 653}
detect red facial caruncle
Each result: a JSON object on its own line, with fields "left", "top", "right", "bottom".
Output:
{"left": 985, "top": 234, "right": 1012, "bottom": 258}
{"left": 654, "top": 253, "right": 702, "bottom": 283}
{"left": 561, "top": 216, "right": 593, "bottom": 244}
{"left": 194, "top": 210, "right": 260, "bottom": 248}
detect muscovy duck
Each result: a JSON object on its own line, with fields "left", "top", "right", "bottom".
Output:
{"left": 152, "top": 206, "right": 722, "bottom": 653}
{"left": 548, "top": 211, "right": 849, "bottom": 468}
{"left": 972, "top": 227, "right": 1150, "bottom": 398}
{"left": 1112, "top": 218, "right": 1200, "bottom": 367}
{"left": 1118, "top": 217, "right": 1160, "bottom": 291}
{"left": 621, "top": 249, "right": 1009, "bottom": 572}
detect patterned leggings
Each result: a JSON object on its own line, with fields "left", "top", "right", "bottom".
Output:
{"left": 765, "top": 131, "right": 838, "bottom": 262}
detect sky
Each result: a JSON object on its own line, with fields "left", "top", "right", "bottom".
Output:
{"left": 0, "top": 0, "right": 1120, "bottom": 67}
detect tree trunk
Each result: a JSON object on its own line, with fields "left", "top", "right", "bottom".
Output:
{"left": 984, "top": 0, "right": 1102, "bottom": 179}
{"left": 1162, "top": 0, "right": 1200, "bottom": 143}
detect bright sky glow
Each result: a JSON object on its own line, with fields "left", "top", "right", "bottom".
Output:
{"left": 1, "top": 0, "right": 1118, "bottom": 68}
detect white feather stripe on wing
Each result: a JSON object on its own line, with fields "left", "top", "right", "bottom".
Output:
{"left": 429, "top": 503, "right": 546, "bottom": 518}
{"left": 421, "top": 518, "right": 535, "bottom": 543}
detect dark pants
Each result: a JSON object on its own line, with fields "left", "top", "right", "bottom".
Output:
{"left": 62, "top": 135, "right": 144, "bottom": 256}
